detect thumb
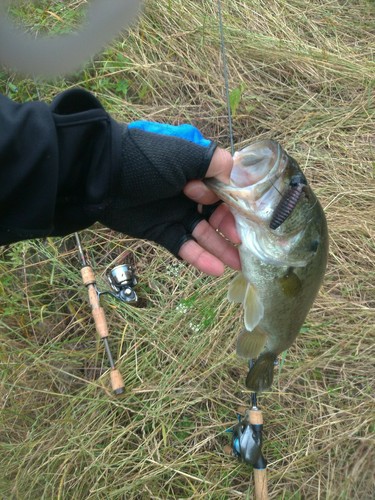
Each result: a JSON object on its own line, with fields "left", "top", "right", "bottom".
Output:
{"left": 184, "top": 147, "right": 233, "bottom": 204}
{"left": 206, "top": 147, "right": 233, "bottom": 183}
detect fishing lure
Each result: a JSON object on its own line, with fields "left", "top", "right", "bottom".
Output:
{"left": 269, "top": 174, "right": 307, "bottom": 230}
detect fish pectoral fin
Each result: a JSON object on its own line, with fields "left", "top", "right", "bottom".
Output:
{"left": 227, "top": 272, "right": 248, "bottom": 303}
{"left": 278, "top": 268, "right": 302, "bottom": 297}
{"left": 244, "top": 283, "right": 264, "bottom": 331}
{"left": 236, "top": 327, "right": 268, "bottom": 359}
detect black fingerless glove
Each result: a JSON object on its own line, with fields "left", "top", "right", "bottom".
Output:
{"left": 99, "top": 122, "right": 217, "bottom": 256}
{"left": 50, "top": 90, "right": 218, "bottom": 256}
{"left": 0, "top": 88, "right": 218, "bottom": 252}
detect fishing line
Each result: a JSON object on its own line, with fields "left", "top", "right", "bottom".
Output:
{"left": 217, "top": 0, "right": 235, "bottom": 156}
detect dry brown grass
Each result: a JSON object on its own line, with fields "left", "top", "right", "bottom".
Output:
{"left": 0, "top": 0, "right": 374, "bottom": 498}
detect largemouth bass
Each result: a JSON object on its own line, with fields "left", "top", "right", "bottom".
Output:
{"left": 206, "top": 140, "right": 328, "bottom": 392}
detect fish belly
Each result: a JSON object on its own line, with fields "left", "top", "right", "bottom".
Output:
{"left": 240, "top": 248, "right": 325, "bottom": 356}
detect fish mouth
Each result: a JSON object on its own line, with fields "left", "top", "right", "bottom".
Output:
{"left": 205, "top": 140, "right": 292, "bottom": 221}
{"left": 231, "top": 140, "right": 287, "bottom": 188}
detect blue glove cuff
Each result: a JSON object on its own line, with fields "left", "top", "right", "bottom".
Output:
{"left": 128, "top": 121, "right": 212, "bottom": 148}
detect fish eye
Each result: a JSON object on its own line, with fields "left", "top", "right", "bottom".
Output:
{"left": 290, "top": 174, "right": 307, "bottom": 187}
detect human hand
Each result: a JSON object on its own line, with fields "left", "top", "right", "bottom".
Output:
{"left": 182, "top": 148, "right": 241, "bottom": 275}
{"left": 99, "top": 121, "right": 241, "bottom": 276}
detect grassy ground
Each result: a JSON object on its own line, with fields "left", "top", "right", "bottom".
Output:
{"left": 0, "top": 0, "right": 374, "bottom": 498}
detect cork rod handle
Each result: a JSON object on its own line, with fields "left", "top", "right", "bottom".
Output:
{"left": 80, "top": 265, "right": 124, "bottom": 395}
{"left": 254, "top": 468, "right": 268, "bottom": 500}
{"left": 249, "top": 408, "right": 268, "bottom": 500}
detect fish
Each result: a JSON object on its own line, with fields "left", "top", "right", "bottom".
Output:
{"left": 205, "top": 140, "right": 328, "bottom": 392}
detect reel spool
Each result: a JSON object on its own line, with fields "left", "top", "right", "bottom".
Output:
{"left": 106, "top": 264, "right": 138, "bottom": 303}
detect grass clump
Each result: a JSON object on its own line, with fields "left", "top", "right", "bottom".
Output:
{"left": 0, "top": 0, "right": 374, "bottom": 498}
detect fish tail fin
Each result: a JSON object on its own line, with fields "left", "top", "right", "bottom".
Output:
{"left": 236, "top": 327, "right": 267, "bottom": 359}
{"left": 245, "top": 352, "right": 277, "bottom": 392}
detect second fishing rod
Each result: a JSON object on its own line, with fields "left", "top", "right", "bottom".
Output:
{"left": 74, "top": 232, "right": 138, "bottom": 395}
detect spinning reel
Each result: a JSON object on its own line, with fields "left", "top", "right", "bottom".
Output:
{"left": 75, "top": 232, "right": 138, "bottom": 394}
{"left": 100, "top": 264, "right": 138, "bottom": 303}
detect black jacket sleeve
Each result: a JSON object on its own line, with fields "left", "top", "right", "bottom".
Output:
{"left": 0, "top": 88, "right": 122, "bottom": 245}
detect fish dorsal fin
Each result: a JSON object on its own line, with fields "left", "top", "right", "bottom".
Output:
{"left": 227, "top": 273, "right": 247, "bottom": 303}
{"left": 244, "top": 283, "right": 264, "bottom": 331}
{"left": 236, "top": 327, "right": 268, "bottom": 359}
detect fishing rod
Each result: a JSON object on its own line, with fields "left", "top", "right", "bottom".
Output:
{"left": 74, "top": 232, "right": 138, "bottom": 395}
{"left": 217, "top": 2, "right": 269, "bottom": 498}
